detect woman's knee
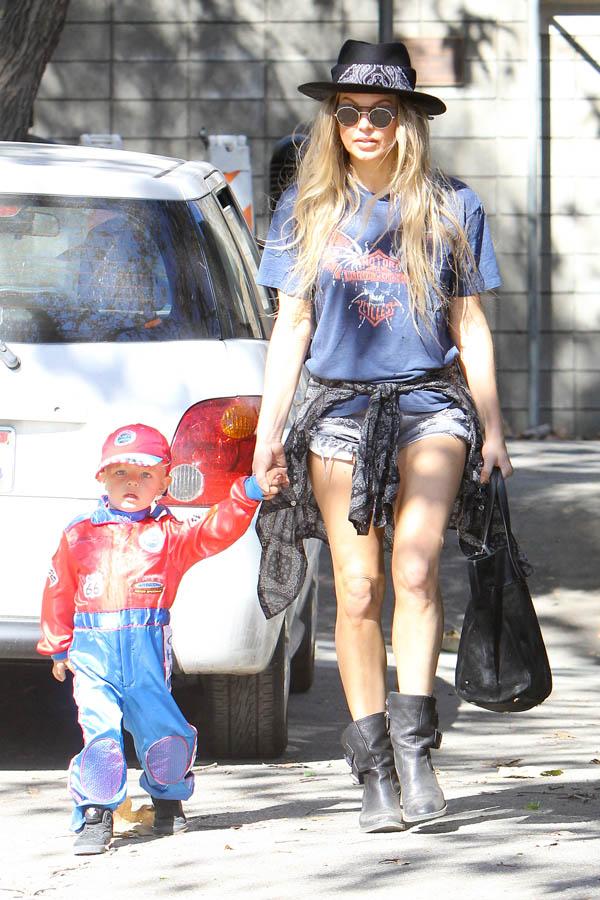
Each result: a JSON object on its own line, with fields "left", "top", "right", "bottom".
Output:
{"left": 392, "top": 551, "right": 439, "bottom": 601}
{"left": 337, "top": 569, "right": 384, "bottom": 623}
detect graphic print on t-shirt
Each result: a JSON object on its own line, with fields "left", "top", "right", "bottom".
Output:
{"left": 322, "top": 229, "right": 408, "bottom": 330}
{"left": 257, "top": 180, "right": 501, "bottom": 408}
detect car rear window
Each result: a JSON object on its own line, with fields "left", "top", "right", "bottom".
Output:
{"left": 191, "top": 195, "right": 264, "bottom": 339}
{"left": 0, "top": 195, "right": 221, "bottom": 343}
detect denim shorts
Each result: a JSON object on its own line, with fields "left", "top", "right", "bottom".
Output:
{"left": 308, "top": 405, "right": 470, "bottom": 464}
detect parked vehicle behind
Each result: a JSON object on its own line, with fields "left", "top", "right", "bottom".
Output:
{"left": 0, "top": 143, "right": 320, "bottom": 758}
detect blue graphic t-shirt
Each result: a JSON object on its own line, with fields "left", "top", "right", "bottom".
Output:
{"left": 256, "top": 180, "right": 501, "bottom": 414}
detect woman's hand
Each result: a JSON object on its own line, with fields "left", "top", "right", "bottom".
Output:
{"left": 52, "top": 658, "right": 75, "bottom": 682}
{"left": 253, "top": 440, "right": 289, "bottom": 496}
{"left": 480, "top": 434, "right": 513, "bottom": 483}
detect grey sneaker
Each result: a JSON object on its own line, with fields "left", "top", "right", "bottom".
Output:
{"left": 152, "top": 798, "right": 188, "bottom": 836}
{"left": 73, "top": 806, "right": 113, "bottom": 855}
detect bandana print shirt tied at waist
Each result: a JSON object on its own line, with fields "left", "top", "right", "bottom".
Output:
{"left": 256, "top": 361, "right": 531, "bottom": 620}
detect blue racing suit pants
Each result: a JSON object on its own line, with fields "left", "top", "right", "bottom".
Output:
{"left": 67, "top": 608, "right": 197, "bottom": 832}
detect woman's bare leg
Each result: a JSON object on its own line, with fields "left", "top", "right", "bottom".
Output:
{"left": 386, "top": 433, "right": 466, "bottom": 822}
{"left": 308, "top": 451, "right": 386, "bottom": 719}
{"left": 391, "top": 434, "right": 467, "bottom": 694}
{"left": 309, "top": 450, "right": 404, "bottom": 832}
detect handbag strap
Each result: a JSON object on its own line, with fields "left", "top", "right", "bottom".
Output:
{"left": 480, "top": 468, "right": 499, "bottom": 552}
{"left": 481, "top": 468, "right": 525, "bottom": 579}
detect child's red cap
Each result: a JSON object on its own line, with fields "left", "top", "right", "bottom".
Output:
{"left": 96, "top": 424, "right": 172, "bottom": 478}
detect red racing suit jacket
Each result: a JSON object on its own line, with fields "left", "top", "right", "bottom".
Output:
{"left": 37, "top": 476, "right": 259, "bottom": 658}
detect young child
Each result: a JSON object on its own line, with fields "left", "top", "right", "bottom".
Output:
{"left": 37, "top": 423, "right": 284, "bottom": 855}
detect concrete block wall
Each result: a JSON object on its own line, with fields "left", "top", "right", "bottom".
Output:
{"left": 33, "top": 0, "right": 600, "bottom": 436}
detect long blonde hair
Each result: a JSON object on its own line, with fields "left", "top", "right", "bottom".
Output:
{"left": 286, "top": 96, "right": 476, "bottom": 323}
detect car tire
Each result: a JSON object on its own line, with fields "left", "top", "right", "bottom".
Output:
{"left": 290, "top": 572, "right": 318, "bottom": 694}
{"left": 200, "top": 624, "right": 289, "bottom": 759}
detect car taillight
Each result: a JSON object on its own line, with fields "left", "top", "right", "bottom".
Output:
{"left": 167, "top": 396, "right": 260, "bottom": 506}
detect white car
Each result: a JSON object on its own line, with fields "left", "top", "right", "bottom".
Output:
{"left": 0, "top": 142, "right": 320, "bottom": 758}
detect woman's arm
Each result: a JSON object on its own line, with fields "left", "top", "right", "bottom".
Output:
{"left": 448, "top": 294, "right": 513, "bottom": 482}
{"left": 253, "top": 291, "right": 313, "bottom": 494}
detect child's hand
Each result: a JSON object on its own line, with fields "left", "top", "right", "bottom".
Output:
{"left": 261, "top": 466, "right": 289, "bottom": 501}
{"left": 52, "top": 659, "right": 75, "bottom": 682}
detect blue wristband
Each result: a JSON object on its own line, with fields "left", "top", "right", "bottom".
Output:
{"left": 52, "top": 651, "right": 69, "bottom": 661}
{"left": 244, "top": 475, "right": 264, "bottom": 501}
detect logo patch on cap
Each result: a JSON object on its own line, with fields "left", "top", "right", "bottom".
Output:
{"left": 114, "top": 430, "right": 136, "bottom": 447}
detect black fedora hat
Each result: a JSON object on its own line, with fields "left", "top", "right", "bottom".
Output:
{"left": 298, "top": 39, "right": 446, "bottom": 117}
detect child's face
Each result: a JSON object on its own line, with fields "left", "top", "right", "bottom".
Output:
{"left": 99, "top": 462, "right": 171, "bottom": 512}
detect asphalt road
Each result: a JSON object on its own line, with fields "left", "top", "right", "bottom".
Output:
{"left": 2, "top": 441, "right": 600, "bottom": 900}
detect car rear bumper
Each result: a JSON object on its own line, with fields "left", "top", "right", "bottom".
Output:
{"left": 0, "top": 617, "right": 42, "bottom": 659}
{"left": 0, "top": 515, "right": 320, "bottom": 677}
{"left": 0, "top": 603, "right": 285, "bottom": 673}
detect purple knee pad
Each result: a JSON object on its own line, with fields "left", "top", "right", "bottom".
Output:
{"left": 79, "top": 737, "right": 126, "bottom": 803}
{"left": 145, "top": 735, "right": 192, "bottom": 785}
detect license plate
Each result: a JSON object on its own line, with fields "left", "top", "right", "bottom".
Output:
{"left": 0, "top": 426, "right": 15, "bottom": 492}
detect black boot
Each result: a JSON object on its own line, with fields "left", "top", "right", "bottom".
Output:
{"left": 341, "top": 712, "right": 405, "bottom": 833}
{"left": 387, "top": 693, "right": 447, "bottom": 823}
{"left": 152, "top": 798, "right": 188, "bottom": 835}
{"left": 73, "top": 806, "right": 113, "bottom": 855}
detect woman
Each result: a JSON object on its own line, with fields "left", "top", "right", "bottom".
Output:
{"left": 253, "top": 39, "right": 512, "bottom": 833}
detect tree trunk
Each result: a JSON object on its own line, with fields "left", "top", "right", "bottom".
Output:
{"left": 0, "top": 0, "right": 71, "bottom": 141}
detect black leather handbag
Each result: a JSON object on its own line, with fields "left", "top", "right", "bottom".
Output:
{"left": 455, "top": 468, "right": 552, "bottom": 712}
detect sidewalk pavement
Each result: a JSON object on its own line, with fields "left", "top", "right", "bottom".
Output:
{"left": 2, "top": 440, "right": 599, "bottom": 900}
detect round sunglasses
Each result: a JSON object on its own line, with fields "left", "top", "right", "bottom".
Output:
{"left": 334, "top": 105, "right": 397, "bottom": 129}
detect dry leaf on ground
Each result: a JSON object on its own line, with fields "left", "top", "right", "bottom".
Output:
{"left": 441, "top": 629, "right": 460, "bottom": 652}
{"left": 498, "top": 766, "right": 542, "bottom": 778}
{"left": 113, "top": 797, "right": 154, "bottom": 835}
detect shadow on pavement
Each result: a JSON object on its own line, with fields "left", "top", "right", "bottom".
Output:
{"left": 1, "top": 662, "right": 81, "bottom": 769}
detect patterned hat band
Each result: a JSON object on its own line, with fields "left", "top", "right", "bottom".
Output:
{"left": 334, "top": 63, "right": 415, "bottom": 93}
{"left": 297, "top": 41, "right": 446, "bottom": 116}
